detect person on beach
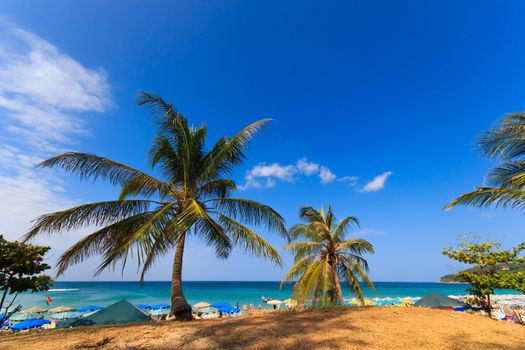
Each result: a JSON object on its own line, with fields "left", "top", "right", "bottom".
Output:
{"left": 243, "top": 304, "right": 247, "bottom": 312}
{"left": 258, "top": 304, "right": 262, "bottom": 313}
{"left": 249, "top": 304, "right": 254, "bottom": 313}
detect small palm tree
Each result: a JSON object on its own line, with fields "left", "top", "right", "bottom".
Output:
{"left": 24, "top": 92, "right": 287, "bottom": 320}
{"left": 446, "top": 112, "right": 525, "bottom": 210}
{"left": 282, "top": 206, "right": 374, "bottom": 306}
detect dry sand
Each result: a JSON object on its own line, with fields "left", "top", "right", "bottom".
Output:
{"left": 0, "top": 307, "right": 524, "bottom": 350}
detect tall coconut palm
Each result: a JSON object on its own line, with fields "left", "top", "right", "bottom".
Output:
{"left": 23, "top": 92, "right": 287, "bottom": 320}
{"left": 281, "top": 206, "right": 374, "bottom": 306}
{"left": 446, "top": 112, "right": 525, "bottom": 210}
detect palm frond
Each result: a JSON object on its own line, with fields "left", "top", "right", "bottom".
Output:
{"left": 333, "top": 216, "right": 360, "bottom": 241}
{"left": 94, "top": 202, "right": 175, "bottom": 274}
{"left": 179, "top": 200, "right": 231, "bottom": 258}
{"left": 486, "top": 161, "right": 525, "bottom": 189}
{"left": 337, "top": 239, "right": 374, "bottom": 255}
{"left": 479, "top": 112, "right": 525, "bottom": 159}
{"left": 199, "top": 179, "right": 236, "bottom": 199}
{"left": 55, "top": 212, "right": 155, "bottom": 276}
{"left": 39, "top": 153, "right": 170, "bottom": 196}
{"left": 445, "top": 187, "right": 525, "bottom": 210}
{"left": 283, "top": 241, "right": 322, "bottom": 261}
{"left": 217, "top": 214, "right": 283, "bottom": 266}
{"left": 201, "top": 119, "right": 271, "bottom": 179}
{"left": 299, "top": 206, "right": 324, "bottom": 223}
{"left": 209, "top": 198, "right": 287, "bottom": 238}
{"left": 24, "top": 200, "right": 155, "bottom": 241}
{"left": 280, "top": 254, "right": 316, "bottom": 286}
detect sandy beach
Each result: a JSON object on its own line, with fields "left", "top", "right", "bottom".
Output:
{"left": 1, "top": 307, "right": 524, "bottom": 350}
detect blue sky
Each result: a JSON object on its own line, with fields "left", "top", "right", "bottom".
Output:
{"left": 1, "top": 0, "right": 525, "bottom": 282}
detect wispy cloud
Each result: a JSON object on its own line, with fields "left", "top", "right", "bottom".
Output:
{"left": 0, "top": 17, "right": 112, "bottom": 242}
{"left": 361, "top": 171, "right": 393, "bottom": 192}
{"left": 353, "top": 228, "right": 386, "bottom": 237}
{"left": 239, "top": 158, "right": 341, "bottom": 190}
{"left": 337, "top": 176, "right": 360, "bottom": 186}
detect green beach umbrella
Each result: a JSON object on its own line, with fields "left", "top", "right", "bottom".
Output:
{"left": 414, "top": 292, "right": 469, "bottom": 309}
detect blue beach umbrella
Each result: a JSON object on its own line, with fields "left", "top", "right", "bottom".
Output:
{"left": 136, "top": 303, "right": 151, "bottom": 310}
{"left": 77, "top": 305, "right": 103, "bottom": 312}
{"left": 151, "top": 303, "right": 170, "bottom": 310}
{"left": 10, "top": 319, "right": 51, "bottom": 331}
{"left": 218, "top": 306, "right": 240, "bottom": 314}
{"left": 211, "top": 302, "right": 230, "bottom": 309}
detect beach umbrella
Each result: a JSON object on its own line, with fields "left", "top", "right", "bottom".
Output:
{"left": 9, "top": 319, "right": 51, "bottom": 331}
{"left": 136, "top": 303, "right": 151, "bottom": 310}
{"left": 21, "top": 306, "right": 47, "bottom": 314}
{"left": 211, "top": 302, "right": 230, "bottom": 308}
{"left": 414, "top": 292, "right": 469, "bottom": 309}
{"left": 77, "top": 305, "right": 103, "bottom": 312}
{"left": 10, "top": 313, "right": 43, "bottom": 321}
{"left": 150, "top": 303, "right": 170, "bottom": 310}
{"left": 218, "top": 306, "right": 240, "bottom": 314}
{"left": 193, "top": 302, "right": 211, "bottom": 309}
{"left": 50, "top": 311, "right": 82, "bottom": 320}
{"left": 48, "top": 306, "right": 74, "bottom": 314}
{"left": 149, "top": 308, "right": 170, "bottom": 316}
{"left": 266, "top": 299, "right": 283, "bottom": 305}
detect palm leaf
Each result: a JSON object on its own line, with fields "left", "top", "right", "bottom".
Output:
{"left": 209, "top": 198, "right": 287, "bottom": 238}
{"left": 217, "top": 214, "right": 283, "bottom": 266}
{"left": 445, "top": 187, "right": 525, "bottom": 210}
{"left": 24, "top": 200, "right": 154, "bottom": 241}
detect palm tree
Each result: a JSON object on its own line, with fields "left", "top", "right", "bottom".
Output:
{"left": 23, "top": 92, "right": 287, "bottom": 320}
{"left": 446, "top": 112, "right": 525, "bottom": 210}
{"left": 281, "top": 206, "right": 374, "bottom": 306}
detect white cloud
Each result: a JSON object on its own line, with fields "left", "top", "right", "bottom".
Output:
{"left": 353, "top": 228, "right": 386, "bottom": 237}
{"left": 338, "top": 176, "right": 360, "bottom": 186}
{"left": 319, "top": 166, "right": 336, "bottom": 184}
{"left": 239, "top": 158, "right": 340, "bottom": 190}
{"left": 296, "top": 158, "right": 320, "bottom": 176}
{"left": 0, "top": 18, "right": 111, "bottom": 243}
{"left": 361, "top": 171, "right": 393, "bottom": 192}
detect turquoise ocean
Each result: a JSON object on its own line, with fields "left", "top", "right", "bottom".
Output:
{"left": 13, "top": 281, "right": 518, "bottom": 310}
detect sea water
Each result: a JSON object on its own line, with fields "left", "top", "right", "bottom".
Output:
{"left": 11, "top": 281, "right": 518, "bottom": 309}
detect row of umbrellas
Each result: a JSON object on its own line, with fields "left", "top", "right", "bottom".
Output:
{"left": 8, "top": 305, "right": 105, "bottom": 322}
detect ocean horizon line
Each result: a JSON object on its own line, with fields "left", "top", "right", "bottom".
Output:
{"left": 52, "top": 280, "right": 448, "bottom": 284}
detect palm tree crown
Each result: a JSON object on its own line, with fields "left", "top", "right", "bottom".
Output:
{"left": 24, "top": 92, "right": 287, "bottom": 320}
{"left": 446, "top": 112, "right": 525, "bottom": 210}
{"left": 282, "top": 206, "right": 374, "bottom": 306}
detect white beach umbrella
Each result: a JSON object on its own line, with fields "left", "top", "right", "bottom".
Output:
{"left": 193, "top": 302, "right": 211, "bottom": 309}
{"left": 267, "top": 299, "right": 283, "bottom": 305}
{"left": 21, "top": 307, "right": 48, "bottom": 314}
{"left": 48, "top": 306, "right": 74, "bottom": 314}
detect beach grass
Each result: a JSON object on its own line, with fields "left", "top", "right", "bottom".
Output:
{"left": 1, "top": 307, "right": 524, "bottom": 350}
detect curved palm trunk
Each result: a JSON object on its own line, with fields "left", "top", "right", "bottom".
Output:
{"left": 333, "top": 269, "right": 344, "bottom": 306}
{"left": 170, "top": 233, "right": 193, "bottom": 321}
